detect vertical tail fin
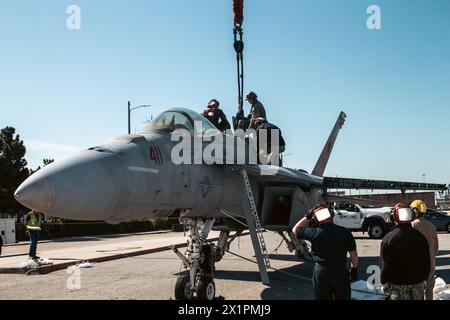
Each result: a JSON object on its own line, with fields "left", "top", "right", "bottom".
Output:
{"left": 311, "top": 111, "right": 347, "bottom": 177}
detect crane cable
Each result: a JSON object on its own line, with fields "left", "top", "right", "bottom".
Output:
{"left": 233, "top": 0, "right": 245, "bottom": 120}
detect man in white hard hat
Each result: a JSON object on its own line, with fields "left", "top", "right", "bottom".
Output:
{"left": 293, "top": 204, "right": 359, "bottom": 300}
{"left": 380, "top": 203, "right": 430, "bottom": 300}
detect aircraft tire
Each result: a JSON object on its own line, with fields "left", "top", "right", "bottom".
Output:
{"left": 197, "top": 276, "right": 215, "bottom": 301}
{"left": 175, "top": 275, "right": 194, "bottom": 300}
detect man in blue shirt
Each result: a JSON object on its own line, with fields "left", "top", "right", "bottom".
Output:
{"left": 292, "top": 204, "right": 359, "bottom": 300}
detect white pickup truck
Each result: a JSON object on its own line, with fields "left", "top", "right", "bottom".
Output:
{"left": 332, "top": 203, "right": 394, "bottom": 239}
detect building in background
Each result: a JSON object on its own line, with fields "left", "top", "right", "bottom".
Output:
{"left": 358, "top": 192, "right": 437, "bottom": 209}
{"left": 327, "top": 191, "right": 439, "bottom": 209}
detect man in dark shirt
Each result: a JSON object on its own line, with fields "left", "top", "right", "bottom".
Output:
{"left": 254, "top": 117, "right": 286, "bottom": 166}
{"left": 202, "top": 99, "right": 230, "bottom": 132}
{"left": 292, "top": 205, "right": 359, "bottom": 300}
{"left": 245, "top": 91, "right": 267, "bottom": 129}
{"left": 380, "top": 203, "right": 430, "bottom": 300}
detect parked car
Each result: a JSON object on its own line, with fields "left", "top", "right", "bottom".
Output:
{"left": 423, "top": 209, "right": 450, "bottom": 233}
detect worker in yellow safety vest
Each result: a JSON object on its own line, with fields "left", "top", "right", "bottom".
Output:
{"left": 25, "top": 210, "right": 44, "bottom": 261}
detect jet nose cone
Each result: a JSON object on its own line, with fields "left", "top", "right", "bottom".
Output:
{"left": 14, "top": 150, "right": 127, "bottom": 221}
{"left": 15, "top": 175, "right": 56, "bottom": 212}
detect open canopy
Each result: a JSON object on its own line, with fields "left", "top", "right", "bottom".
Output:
{"left": 140, "top": 108, "right": 218, "bottom": 136}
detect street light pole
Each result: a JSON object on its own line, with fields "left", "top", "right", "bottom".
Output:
{"left": 128, "top": 101, "right": 131, "bottom": 135}
{"left": 128, "top": 101, "right": 151, "bottom": 134}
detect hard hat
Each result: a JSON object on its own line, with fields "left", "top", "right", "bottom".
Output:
{"left": 313, "top": 205, "right": 333, "bottom": 224}
{"left": 410, "top": 199, "right": 427, "bottom": 215}
{"left": 394, "top": 203, "right": 414, "bottom": 224}
{"left": 245, "top": 91, "right": 258, "bottom": 101}
{"left": 208, "top": 99, "right": 220, "bottom": 108}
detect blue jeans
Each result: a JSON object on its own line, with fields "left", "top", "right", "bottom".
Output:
{"left": 28, "top": 229, "right": 40, "bottom": 258}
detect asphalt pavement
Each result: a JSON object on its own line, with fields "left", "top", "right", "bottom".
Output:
{"left": 0, "top": 231, "right": 449, "bottom": 300}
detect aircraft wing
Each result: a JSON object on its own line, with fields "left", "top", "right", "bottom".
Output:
{"left": 230, "top": 164, "right": 324, "bottom": 188}
{"left": 231, "top": 165, "right": 447, "bottom": 192}
{"left": 322, "top": 177, "right": 448, "bottom": 192}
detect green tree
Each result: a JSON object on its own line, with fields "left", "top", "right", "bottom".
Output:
{"left": 30, "top": 158, "right": 55, "bottom": 174}
{"left": 0, "top": 127, "right": 30, "bottom": 215}
{"left": 43, "top": 158, "right": 54, "bottom": 166}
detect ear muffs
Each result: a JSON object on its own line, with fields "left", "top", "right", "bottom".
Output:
{"left": 394, "top": 204, "right": 414, "bottom": 223}
{"left": 411, "top": 208, "right": 419, "bottom": 220}
{"left": 313, "top": 205, "right": 333, "bottom": 224}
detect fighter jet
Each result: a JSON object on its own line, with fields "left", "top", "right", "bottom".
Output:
{"left": 14, "top": 107, "right": 446, "bottom": 300}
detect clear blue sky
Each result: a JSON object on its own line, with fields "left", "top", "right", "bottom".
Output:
{"left": 1, "top": 0, "right": 449, "bottom": 185}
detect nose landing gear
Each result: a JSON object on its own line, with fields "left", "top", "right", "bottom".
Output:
{"left": 172, "top": 217, "right": 216, "bottom": 300}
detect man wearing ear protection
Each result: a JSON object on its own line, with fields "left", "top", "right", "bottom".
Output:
{"left": 292, "top": 204, "right": 359, "bottom": 300}
{"left": 202, "top": 99, "right": 231, "bottom": 132}
{"left": 411, "top": 200, "right": 439, "bottom": 300}
{"left": 380, "top": 203, "right": 431, "bottom": 300}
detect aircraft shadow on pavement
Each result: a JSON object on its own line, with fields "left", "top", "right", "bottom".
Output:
{"left": 215, "top": 260, "right": 314, "bottom": 282}
{"left": 260, "top": 262, "right": 315, "bottom": 300}
{"left": 213, "top": 261, "right": 316, "bottom": 300}
{"left": 267, "top": 253, "right": 302, "bottom": 262}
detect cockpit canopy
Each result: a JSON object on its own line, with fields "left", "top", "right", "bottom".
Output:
{"left": 140, "top": 108, "right": 218, "bottom": 136}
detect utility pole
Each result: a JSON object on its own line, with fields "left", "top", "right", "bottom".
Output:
{"left": 128, "top": 101, "right": 131, "bottom": 135}
{"left": 128, "top": 101, "right": 151, "bottom": 134}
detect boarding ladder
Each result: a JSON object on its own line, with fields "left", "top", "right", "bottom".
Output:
{"left": 238, "top": 169, "right": 270, "bottom": 285}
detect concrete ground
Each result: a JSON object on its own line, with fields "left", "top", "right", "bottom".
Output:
{"left": 0, "top": 230, "right": 221, "bottom": 270}
{"left": 0, "top": 231, "right": 449, "bottom": 300}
